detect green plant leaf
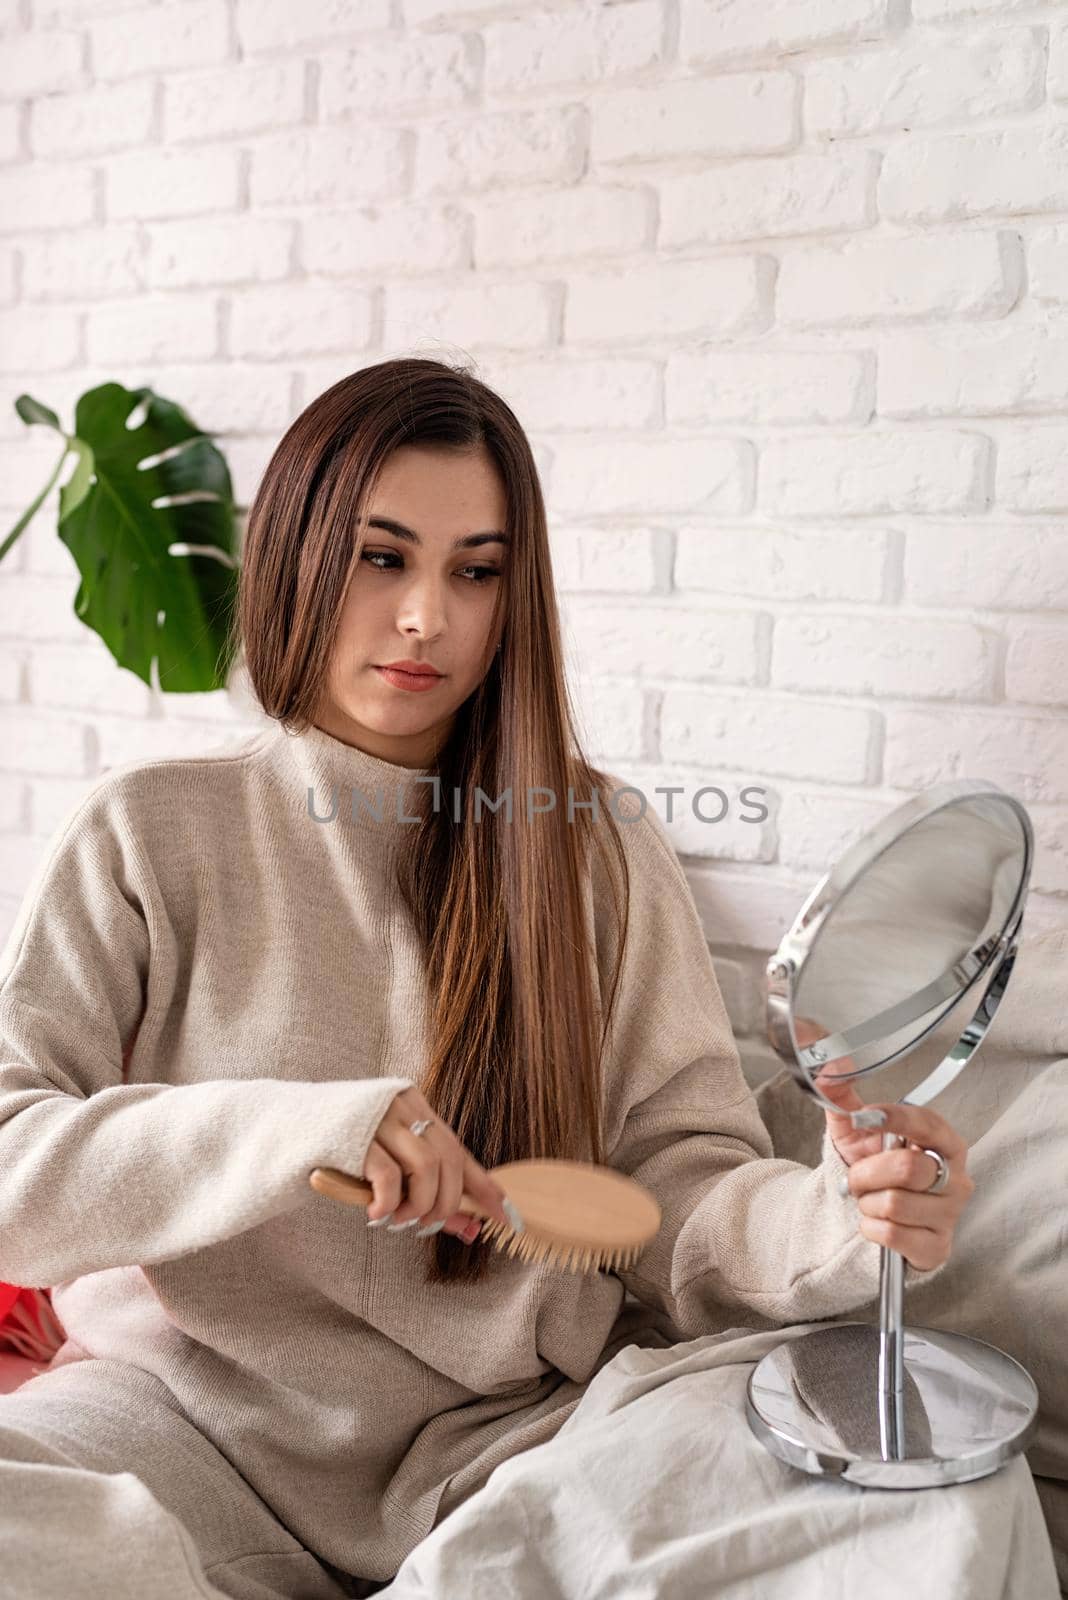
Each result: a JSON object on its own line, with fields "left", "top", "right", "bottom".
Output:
{"left": 59, "top": 436, "right": 95, "bottom": 522}
{"left": 15, "top": 394, "right": 63, "bottom": 431}
{"left": 57, "top": 382, "right": 240, "bottom": 693}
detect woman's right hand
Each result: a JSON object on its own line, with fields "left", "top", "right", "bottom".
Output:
{"left": 363, "top": 1086, "right": 511, "bottom": 1244}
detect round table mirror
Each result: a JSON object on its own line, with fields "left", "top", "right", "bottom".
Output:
{"left": 746, "top": 779, "right": 1040, "bottom": 1488}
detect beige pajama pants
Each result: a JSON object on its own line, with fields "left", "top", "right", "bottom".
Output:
{"left": 0, "top": 1357, "right": 384, "bottom": 1600}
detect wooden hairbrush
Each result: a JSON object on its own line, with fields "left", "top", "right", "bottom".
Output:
{"left": 308, "top": 1159, "right": 661, "bottom": 1274}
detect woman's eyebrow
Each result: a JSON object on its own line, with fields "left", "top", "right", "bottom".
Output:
{"left": 366, "top": 516, "right": 510, "bottom": 551}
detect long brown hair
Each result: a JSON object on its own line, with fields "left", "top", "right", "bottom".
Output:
{"left": 229, "top": 357, "right": 632, "bottom": 1284}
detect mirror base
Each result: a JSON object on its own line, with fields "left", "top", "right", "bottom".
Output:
{"left": 745, "top": 1322, "right": 1038, "bottom": 1489}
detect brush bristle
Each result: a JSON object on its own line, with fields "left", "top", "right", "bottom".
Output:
{"left": 479, "top": 1217, "right": 643, "bottom": 1273}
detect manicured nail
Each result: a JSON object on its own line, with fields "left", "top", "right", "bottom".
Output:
{"left": 386, "top": 1218, "right": 420, "bottom": 1232}
{"left": 502, "top": 1197, "right": 525, "bottom": 1236}
{"left": 850, "top": 1107, "right": 887, "bottom": 1130}
{"left": 367, "top": 1213, "right": 394, "bottom": 1228}
{"left": 836, "top": 1174, "right": 851, "bottom": 1198}
{"left": 414, "top": 1219, "right": 445, "bottom": 1237}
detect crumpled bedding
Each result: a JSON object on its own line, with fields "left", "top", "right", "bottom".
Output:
{"left": 377, "top": 927, "right": 1068, "bottom": 1600}
{"left": 377, "top": 1322, "right": 1059, "bottom": 1600}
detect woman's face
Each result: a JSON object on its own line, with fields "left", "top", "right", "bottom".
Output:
{"left": 317, "top": 443, "right": 510, "bottom": 768}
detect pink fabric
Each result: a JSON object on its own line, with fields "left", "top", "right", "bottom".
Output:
{"left": 0, "top": 1351, "right": 39, "bottom": 1394}
{"left": 0, "top": 1286, "right": 65, "bottom": 1364}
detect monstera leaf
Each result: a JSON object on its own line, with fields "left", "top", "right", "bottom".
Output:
{"left": 2, "top": 382, "right": 241, "bottom": 693}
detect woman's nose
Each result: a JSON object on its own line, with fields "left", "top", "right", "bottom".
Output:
{"left": 396, "top": 579, "right": 448, "bottom": 636}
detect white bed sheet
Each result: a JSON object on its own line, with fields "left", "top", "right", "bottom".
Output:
{"left": 379, "top": 1323, "right": 1060, "bottom": 1600}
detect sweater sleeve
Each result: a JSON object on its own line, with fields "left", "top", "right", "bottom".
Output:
{"left": 599, "top": 803, "right": 947, "bottom": 1337}
{"left": 0, "top": 785, "right": 414, "bottom": 1290}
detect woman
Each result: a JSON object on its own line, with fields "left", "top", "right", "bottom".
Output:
{"left": 0, "top": 358, "right": 972, "bottom": 1600}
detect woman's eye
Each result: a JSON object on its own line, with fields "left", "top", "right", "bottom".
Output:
{"left": 361, "top": 551, "right": 501, "bottom": 585}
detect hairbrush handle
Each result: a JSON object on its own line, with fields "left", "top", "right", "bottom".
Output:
{"left": 308, "top": 1167, "right": 500, "bottom": 1223}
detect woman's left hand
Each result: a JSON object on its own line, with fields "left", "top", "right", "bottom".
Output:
{"left": 790, "top": 1016, "right": 976, "bottom": 1271}
{"left": 821, "top": 1072, "right": 975, "bottom": 1272}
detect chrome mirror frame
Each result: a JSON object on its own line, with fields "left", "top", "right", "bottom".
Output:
{"left": 766, "top": 779, "right": 1032, "bottom": 1103}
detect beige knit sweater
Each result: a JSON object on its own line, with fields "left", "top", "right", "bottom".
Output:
{"left": 0, "top": 721, "right": 900, "bottom": 1582}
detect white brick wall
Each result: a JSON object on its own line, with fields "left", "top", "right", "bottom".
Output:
{"left": 3, "top": 0, "right": 1068, "bottom": 1085}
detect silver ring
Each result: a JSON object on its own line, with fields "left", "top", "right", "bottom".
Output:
{"left": 409, "top": 1118, "right": 434, "bottom": 1138}
{"left": 920, "top": 1147, "right": 949, "bottom": 1194}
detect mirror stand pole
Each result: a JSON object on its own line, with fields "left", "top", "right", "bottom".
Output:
{"left": 876, "top": 1128, "right": 908, "bottom": 1458}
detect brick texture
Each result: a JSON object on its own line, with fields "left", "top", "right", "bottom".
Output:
{"left": 3, "top": 0, "right": 1068, "bottom": 1079}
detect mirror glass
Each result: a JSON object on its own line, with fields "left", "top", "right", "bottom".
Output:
{"left": 786, "top": 794, "right": 1030, "bottom": 1109}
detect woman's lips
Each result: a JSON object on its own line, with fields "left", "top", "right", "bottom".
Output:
{"left": 374, "top": 665, "right": 444, "bottom": 693}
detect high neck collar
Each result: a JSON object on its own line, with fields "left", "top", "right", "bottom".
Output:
{"left": 273, "top": 719, "right": 436, "bottom": 842}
